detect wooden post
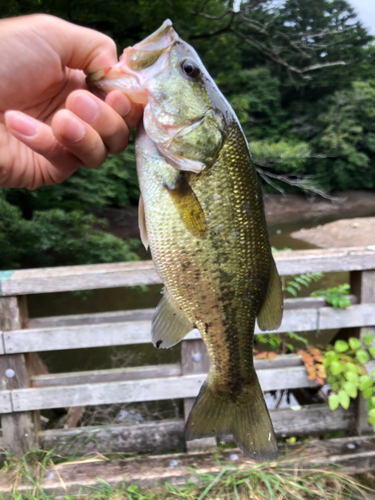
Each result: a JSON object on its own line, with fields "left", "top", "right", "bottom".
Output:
{"left": 350, "top": 270, "right": 375, "bottom": 435}
{"left": 181, "top": 338, "right": 216, "bottom": 451}
{"left": 0, "top": 296, "right": 38, "bottom": 455}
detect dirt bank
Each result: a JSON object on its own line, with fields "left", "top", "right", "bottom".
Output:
{"left": 290, "top": 217, "right": 375, "bottom": 248}
{"left": 264, "top": 190, "right": 375, "bottom": 227}
{"left": 98, "top": 190, "right": 375, "bottom": 240}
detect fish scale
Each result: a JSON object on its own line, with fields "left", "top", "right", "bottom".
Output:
{"left": 87, "top": 19, "right": 283, "bottom": 461}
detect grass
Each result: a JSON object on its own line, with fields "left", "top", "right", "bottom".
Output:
{"left": 1, "top": 449, "right": 375, "bottom": 500}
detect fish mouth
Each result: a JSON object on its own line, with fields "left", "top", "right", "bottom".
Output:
{"left": 86, "top": 19, "right": 178, "bottom": 104}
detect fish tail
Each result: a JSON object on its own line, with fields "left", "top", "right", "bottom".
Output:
{"left": 185, "top": 371, "right": 278, "bottom": 461}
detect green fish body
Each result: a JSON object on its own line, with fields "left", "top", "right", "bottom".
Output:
{"left": 87, "top": 20, "right": 283, "bottom": 461}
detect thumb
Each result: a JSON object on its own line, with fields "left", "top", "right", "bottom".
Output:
{"left": 38, "top": 14, "right": 119, "bottom": 74}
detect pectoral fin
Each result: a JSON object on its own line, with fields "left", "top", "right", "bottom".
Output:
{"left": 166, "top": 173, "right": 206, "bottom": 239}
{"left": 152, "top": 289, "right": 194, "bottom": 348}
{"left": 257, "top": 256, "right": 283, "bottom": 331}
{"left": 138, "top": 194, "right": 149, "bottom": 250}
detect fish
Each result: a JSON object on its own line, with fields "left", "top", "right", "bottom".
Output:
{"left": 87, "top": 20, "right": 283, "bottom": 461}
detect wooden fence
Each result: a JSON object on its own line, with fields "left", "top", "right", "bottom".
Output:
{"left": 0, "top": 246, "right": 375, "bottom": 457}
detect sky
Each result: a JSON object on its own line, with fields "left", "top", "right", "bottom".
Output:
{"left": 351, "top": 0, "right": 375, "bottom": 34}
{"left": 232, "top": 0, "right": 375, "bottom": 35}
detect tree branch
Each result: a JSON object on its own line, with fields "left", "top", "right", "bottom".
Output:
{"left": 190, "top": 3, "right": 352, "bottom": 78}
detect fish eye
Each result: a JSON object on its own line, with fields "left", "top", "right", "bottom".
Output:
{"left": 181, "top": 59, "right": 200, "bottom": 78}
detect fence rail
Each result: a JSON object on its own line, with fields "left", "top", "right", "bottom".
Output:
{"left": 1, "top": 246, "right": 375, "bottom": 296}
{"left": 0, "top": 246, "right": 374, "bottom": 457}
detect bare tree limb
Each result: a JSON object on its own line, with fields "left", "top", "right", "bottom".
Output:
{"left": 190, "top": 3, "right": 353, "bottom": 78}
{"left": 255, "top": 166, "right": 345, "bottom": 202}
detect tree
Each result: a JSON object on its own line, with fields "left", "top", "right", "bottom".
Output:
{"left": 0, "top": 197, "right": 140, "bottom": 271}
{"left": 310, "top": 80, "right": 375, "bottom": 190}
{"left": 0, "top": 0, "right": 374, "bottom": 271}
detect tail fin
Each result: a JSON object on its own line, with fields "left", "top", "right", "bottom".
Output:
{"left": 185, "top": 372, "right": 278, "bottom": 461}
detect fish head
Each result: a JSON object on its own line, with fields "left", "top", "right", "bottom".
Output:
{"left": 87, "top": 20, "right": 227, "bottom": 172}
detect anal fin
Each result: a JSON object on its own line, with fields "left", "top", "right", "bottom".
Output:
{"left": 152, "top": 288, "right": 193, "bottom": 349}
{"left": 257, "top": 255, "right": 283, "bottom": 331}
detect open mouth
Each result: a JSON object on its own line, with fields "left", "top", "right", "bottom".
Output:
{"left": 86, "top": 20, "right": 178, "bottom": 105}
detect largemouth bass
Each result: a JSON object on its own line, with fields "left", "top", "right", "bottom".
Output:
{"left": 87, "top": 20, "right": 283, "bottom": 461}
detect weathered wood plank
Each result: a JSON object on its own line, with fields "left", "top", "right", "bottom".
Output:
{"left": 8, "top": 365, "right": 318, "bottom": 413}
{"left": 25, "top": 296, "right": 358, "bottom": 330}
{"left": 39, "top": 419, "right": 186, "bottom": 455}
{"left": 5, "top": 320, "right": 154, "bottom": 353}
{"left": 9, "top": 374, "right": 206, "bottom": 412}
{"left": 254, "top": 353, "right": 302, "bottom": 370}
{"left": 31, "top": 363, "right": 182, "bottom": 387}
{"left": 38, "top": 404, "right": 355, "bottom": 456}
{"left": 31, "top": 355, "right": 305, "bottom": 388}
{"left": 1, "top": 247, "right": 374, "bottom": 296}
{"left": 0, "top": 297, "right": 36, "bottom": 455}
{"left": 2, "top": 436, "right": 375, "bottom": 498}
{"left": 5, "top": 304, "right": 373, "bottom": 354}
{"left": 350, "top": 270, "right": 375, "bottom": 436}
{"left": 0, "top": 390, "right": 12, "bottom": 413}
{"left": 319, "top": 303, "right": 375, "bottom": 329}
{"left": 272, "top": 403, "right": 355, "bottom": 437}
{"left": 357, "top": 328, "right": 375, "bottom": 435}
{"left": 27, "top": 309, "right": 155, "bottom": 329}
{"left": 274, "top": 246, "right": 375, "bottom": 275}
{"left": 0, "top": 261, "right": 160, "bottom": 296}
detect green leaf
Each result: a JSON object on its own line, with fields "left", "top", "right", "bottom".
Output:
{"left": 368, "top": 397, "right": 375, "bottom": 410}
{"left": 345, "top": 362, "right": 357, "bottom": 373}
{"left": 363, "top": 332, "right": 374, "bottom": 347}
{"left": 286, "top": 286, "right": 297, "bottom": 297}
{"left": 332, "top": 382, "right": 340, "bottom": 392}
{"left": 344, "top": 371, "right": 358, "bottom": 384}
{"left": 371, "top": 370, "right": 375, "bottom": 378}
{"left": 337, "top": 296, "right": 350, "bottom": 309}
{"left": 368, "top": 415, "right": 375, "bottom": 426}
{"left": 343, "top": 381, "right": 357, "bottom": 398}
{"left": 338, "top": 390, "right": 350, "bottom": 410}
{"left": 369, "top": 347, "right": 375, "bottom": 359}
{"left": 330, "top": 361, "right": 342, "bottom": 376}
{"left": 368, "top": 408, "right": 375, "bottom": 418}
{"left": 359, "top": 375, "right": 373, "bottom": 391}
{"left": 286, "top": 332, "right": 308, "bottom": 345}
{"left": 356, "top": 350, "right": 370, "bottom": 363}
{"left": 329, "top": 394, "right": 339, "bottom": 411}
{"left": 334, "top": 340, "right": 349, "bottom": 353}
{"left": 325, "top": 350, "right": 337, "bottom": 359}
{"left": 363, "top": 388, "right": 373, "bottom": 400}
{"left": 348, "top": 338, "right": 361, "bottom": 350}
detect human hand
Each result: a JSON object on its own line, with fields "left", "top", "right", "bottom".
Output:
{"left": 0, "top": 14, "right": 143, "bottom": 189}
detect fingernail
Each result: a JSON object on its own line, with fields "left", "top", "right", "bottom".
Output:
{"left": 71, "top": 93, "right": 100, "bottom": 123}
{"left": 5, "top": 111, "right": 38, "bottom": 137}
{"left": 60, "top": 112, "right": 85, "bottom": 143}
{"left": 108, "top": 93, "right": 132, "bottom": 117}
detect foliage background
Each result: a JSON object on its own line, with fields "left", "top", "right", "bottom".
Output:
{"left": 0, "top": 0, "right": 374, "bottom": 269}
